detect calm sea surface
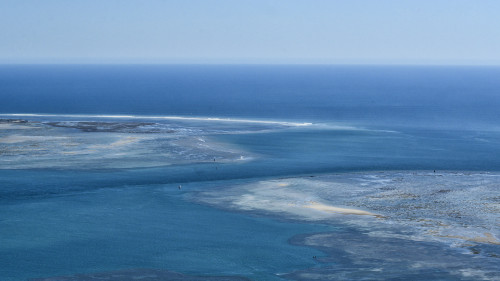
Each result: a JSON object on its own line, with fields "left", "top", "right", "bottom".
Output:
{"left": 1, "top": 65, "right": 499, "bottom": 280}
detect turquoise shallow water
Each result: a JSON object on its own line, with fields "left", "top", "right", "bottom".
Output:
{"left": 1, "top": 118, "right": 499, "bottom": 280}
{"left": 1, "top": 65, "right": 500, "bottom": 280}
{"left": 0, "top": 180, "right": 332, "bottom": 281}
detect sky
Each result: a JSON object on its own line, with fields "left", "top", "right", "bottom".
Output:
{"left": 1, "top": 0, "right": 499, "bottom": 65}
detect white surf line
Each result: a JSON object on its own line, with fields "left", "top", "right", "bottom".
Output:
{"left": 1, "top": 113, "right": 313, "bottom": 127}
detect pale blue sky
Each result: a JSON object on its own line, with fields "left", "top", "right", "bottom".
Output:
{"left": 1, "top": 0, "right": 499, "bottom": 64}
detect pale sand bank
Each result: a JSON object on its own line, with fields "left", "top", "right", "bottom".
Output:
{"left": 441, "top": 233, "right": 500, "bottom": 245}
{"left": 303, "top": 201, "right": 380, "bottom": 217}
{"left": 0, "top": 123, "right": 34, "bottom": 130}
{"left": 196, "top": 172, "right": 500, "bottom": 246}
{"left": 0, "top": 123, "right": 252, "bottom": 169}
{"left": 198, "top": 179, "right": 380, "bottom": 221}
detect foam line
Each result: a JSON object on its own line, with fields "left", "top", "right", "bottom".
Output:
{"left": 0, "top": 113, "right": 313, "bottom": 127}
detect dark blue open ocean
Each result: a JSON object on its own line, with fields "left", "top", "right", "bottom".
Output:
{"left": 1, "top": 65, "right": 500, "bottom": 280}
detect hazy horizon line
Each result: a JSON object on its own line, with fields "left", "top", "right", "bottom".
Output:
{"left": 1, "top": 57, "right": 500, "bottom": 67}
{"left": 1, "top": 61, "right": 500, "bottom": 67}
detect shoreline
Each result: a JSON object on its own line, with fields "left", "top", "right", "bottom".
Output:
{"left": 195, "top": 171, "right": 500, "bottom": 247}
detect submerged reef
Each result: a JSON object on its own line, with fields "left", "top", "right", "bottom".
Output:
{"left": 195, "top": 171, "right": 500, "bottom": 280}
